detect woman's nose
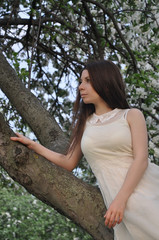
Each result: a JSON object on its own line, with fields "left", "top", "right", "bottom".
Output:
{"left": 79, "top": 82, "right": 84, "bottom": 91}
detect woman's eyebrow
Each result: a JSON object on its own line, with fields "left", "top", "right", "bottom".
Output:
{"left": 79, "top": 76, "right": 90, "bottom": 81}
{"left": 83, "top": 76, "right": 90, "bottom": 80}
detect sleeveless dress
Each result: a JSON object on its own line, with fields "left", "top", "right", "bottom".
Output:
{"left": 81, "top": 108, "right": 159, "bottom": 240}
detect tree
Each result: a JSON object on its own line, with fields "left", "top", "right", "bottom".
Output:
{"left": 0, "top": 0, "right": 159, "bottom": 239}
{"left": 0, "top": 51, "right": 112, "bottom": 239}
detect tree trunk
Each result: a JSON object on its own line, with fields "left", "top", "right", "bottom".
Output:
{"left": 0, "top": 50, "right": 67, "bottom": 152}
{"left": 0, "top": 51, "right": 114, "bottom": 239}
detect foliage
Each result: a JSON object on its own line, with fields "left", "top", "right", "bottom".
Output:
{"left": 0, "top": 0, "right": 159, "bottom": 237}
{"left": 0, "top": 170, "right": 92, "bottom": 240}
{"left": 0, "top": 0, "right": 158, "bottom": 161}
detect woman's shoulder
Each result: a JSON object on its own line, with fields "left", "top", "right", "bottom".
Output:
{"left": 127, "top": 108, "right": 145, "bottom": 124}
{"left": 127, "top": 108, "right": 143, "bottom": 116}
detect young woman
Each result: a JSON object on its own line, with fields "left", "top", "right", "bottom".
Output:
{"left": 11, "top": 60, "right": 159, "bottom": 240}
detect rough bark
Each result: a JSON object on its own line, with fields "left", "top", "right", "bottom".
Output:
{"left": 0, "top": 114, "right": 113, "bottom": 239}
{"left": 0, "top": 50, "right": 67, "bottom": 152}
{"left": 0, "top": 51, "right": 114, "bottom": 238}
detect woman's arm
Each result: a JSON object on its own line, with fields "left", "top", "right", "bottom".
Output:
{"left": 104, "top": 108, "right": 148, "bottom": 228}
{"left": 10, "top": 133, "right": 82, "bottom": 172}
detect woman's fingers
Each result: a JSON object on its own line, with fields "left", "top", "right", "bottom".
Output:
{"left": 104, "top": 198, "right": 125, "bottom": 228}
{"left": 10, "top": 133, "right": 31, "bottom": 146}
{"left": 10, "top": 136, "right": 21, "bottom": 141}
{"left": 104, "top": 210, "right": 114, "bottom": 228}
{"left": 104, "top": 209, "right": 111, "bottom": 225}
{"left": 104, "top": 210, "right": 123, "bottom": 228}
{"left": 117, "top": 213, "right": 123, "bottom": 224}
{"left": 112, "top": 213, "right": 122, "bottom": 227}
{"left": 105, "top": 213, "right": 115, "bottom": 228}
{"left": 108, "top": 213, "right": 116, "bottom": 228}
{"left": 11, "top": 133, "right": 23, "bottom": 142}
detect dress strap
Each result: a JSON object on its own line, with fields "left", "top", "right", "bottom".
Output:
{"left": 123, "top": 109, "right": 131, "bottom": 120}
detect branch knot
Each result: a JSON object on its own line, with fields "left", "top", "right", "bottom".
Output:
{"left": 14, "top": 147, "right": 29, "bottom": 165}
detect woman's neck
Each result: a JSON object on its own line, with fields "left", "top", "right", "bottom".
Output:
{"left": 94, "top": 102, "right": 112, "bottom": 116}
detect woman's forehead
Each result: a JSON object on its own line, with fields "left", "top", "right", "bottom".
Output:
{"left": 81, "top": 69, "right": 89, "bottom": 78}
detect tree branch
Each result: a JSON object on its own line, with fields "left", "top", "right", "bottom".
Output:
{"left": 0, "top": 113, "right": 113, "bottom": 240}
{"left": 0, "top": 17, "right": 53, "bottom": 26}
{"left": 84, "top": 0, "right": 138, "bottom": 71}
{"left": 82, "top": 1, "right": 104, "bottom": 59}
{"left": 0, "top": 50, "right": 67, "bottom": 152}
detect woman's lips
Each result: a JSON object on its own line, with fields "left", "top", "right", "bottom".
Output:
{"left": 80, "top": 94, "right": 87, "bottom": 98}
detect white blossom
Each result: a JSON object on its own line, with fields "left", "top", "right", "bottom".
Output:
{"left": 154, "top": 148, "right": 159, "bottom": 158}
{"left": 131, "top": 40, "right": 139, "bottom": 50}
{"left": 146, "top": 116, "right": 152, "bottom": 126}
{"left": 155, "top": 12, "right": 159, "bottom": 20}
{"left": 136, "top": 87, "right": 146, "bottom": 97}
{"left": 5, "top": 212, "right": 11, "bottom": 218}
{"left": 131, "top": 11, "right": 140, "bottom": 22}
{"left": 125, "top": 16, "right": 132, "bottom": 23}
{"left": 76, "top": 0, "right": 82, "bottom": 6}
{"left": 150, "top": 21, "right": 158, "bottom": 29}
{"left": 143, "top": 63, "right": 153, "bottom": 71}
{"left": 126, "top": 31, "right": 133, "bottom": 41}
{"left": 151, "top": 79, "right": 159, "bottom": 89}
{"left": 14, "top": 220, "right": 22, "bottom": 225}
{"left": 45, "top": 209, "right": 51, "bottom": 213}
{"left": 91, "top": 10, "right": 97, "bottom": 15}
{"left": 33, "top": 199, "right": 37, "bottom": 204}
{"left": 152, "top": 135, "right": 159, "bottom": 143}
{"left": 137, "top": 0, "right": 146, "bottom": 8}
{"left": 149, "top": 130, "right": 157, "bottom": 135}
{"left": 152, "top": 108, "right": 156, "bottom": 115}
{"left": 141, "top": 104, "right": 151, "bottom": 111}
{"left": 149, "top": 141, "right": 155, "bottom": 149}
{"left": 56, "top": 36, "right": 61, "bottom": 43}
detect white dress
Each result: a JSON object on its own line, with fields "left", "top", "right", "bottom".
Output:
{"left": 81, "top": 108, "right": 159, "bottom": 240}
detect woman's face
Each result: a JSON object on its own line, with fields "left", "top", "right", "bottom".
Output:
{"left": 79, "top": 69, "right": 103, "bottom": 105}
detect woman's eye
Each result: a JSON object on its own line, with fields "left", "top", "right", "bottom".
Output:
{"left": 79, "top": 78, "right": 90, "bottom": 85}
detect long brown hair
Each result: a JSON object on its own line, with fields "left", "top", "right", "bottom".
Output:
{"left": 68, "top": 59, "right": 129, "bottom": 153}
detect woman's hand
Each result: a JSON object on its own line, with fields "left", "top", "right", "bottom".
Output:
{"left": 104, "top": 197, "right": 126, "bottom": 228}
{"left": 10, "top": 133, "right": 34, "bottom": 148}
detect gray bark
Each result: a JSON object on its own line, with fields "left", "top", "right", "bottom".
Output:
{"left": 0, "top": 114, "right": 113, "bottom": 239}
{"left": 0, "top": 51, "right": 114, "bottom": 239}
{"left": 0, "top": 50, "right": 67, "bottom": 152}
